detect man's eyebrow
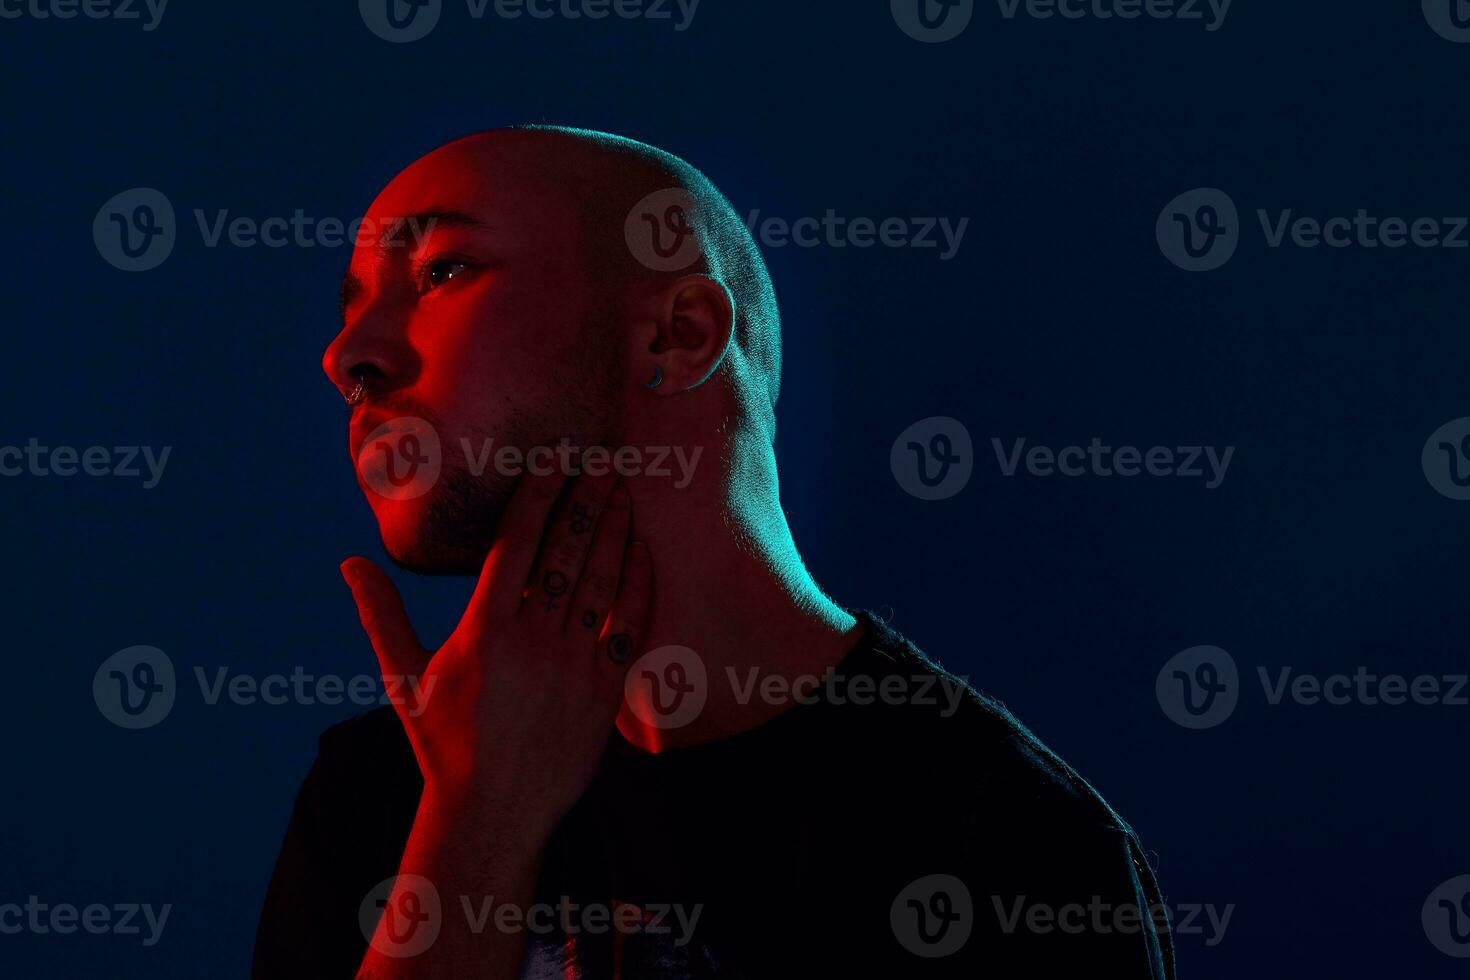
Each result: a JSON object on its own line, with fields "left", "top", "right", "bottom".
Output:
{"left": 338, "top": 209, "right": 490, "bottom": 321}
{"left": 380, "top": 207, "right": 487, "bottom": 244}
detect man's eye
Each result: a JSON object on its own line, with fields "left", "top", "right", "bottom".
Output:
{"left": 418, "top": 258, "right": 468, "bottom": 293}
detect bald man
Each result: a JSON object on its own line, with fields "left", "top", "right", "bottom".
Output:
{"left": 251, "top": 127, "right": 1176, "bottom": 979}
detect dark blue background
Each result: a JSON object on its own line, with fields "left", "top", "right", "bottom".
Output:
{"left": 2, "top": 0, "right": 1467, "bottom": 975}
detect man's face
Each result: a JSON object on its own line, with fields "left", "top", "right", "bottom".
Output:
{"left": 324, "top": 137, "right": 624, "bottom": 573}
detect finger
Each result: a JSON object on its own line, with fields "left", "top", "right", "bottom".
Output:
{"left": 340, "top": 556, "right": 431, "bottom": 683}
{"left": 564, "top": 481, "right": 632, "bottom": 640}
{"left": 469, "top": 467, "right": 569, "bottom": 620}
{"left": 522, "top": 471, "right": 622, "bottom": 623}
{"left": 598, "top": 540, "right": 654, "bottom": 676}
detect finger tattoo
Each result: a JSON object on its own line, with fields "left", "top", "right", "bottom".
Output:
{"left": 541, "top": 569, "right": 569, "bottom": 610}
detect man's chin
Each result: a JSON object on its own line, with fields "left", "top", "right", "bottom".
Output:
{"left": 372, "top": 512, "right": 492, "bottom": 576}
{"left": 368, "top": 468, "right": 509, "bottom": 576}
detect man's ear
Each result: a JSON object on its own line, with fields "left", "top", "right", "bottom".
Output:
{"left": 635, "top": 274, "right": 735, "bottom": 394}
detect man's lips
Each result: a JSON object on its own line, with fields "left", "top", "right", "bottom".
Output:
{"left": 352, "top": 413, "right": 444, "bottom": 501}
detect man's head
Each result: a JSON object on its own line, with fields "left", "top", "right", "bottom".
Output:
{"left": 324, "top": 126, "right": 781, "bottom": 573}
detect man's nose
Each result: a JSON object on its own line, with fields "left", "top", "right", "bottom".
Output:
{"left": 322, "top": 306, "right": 414, "bottom": 400}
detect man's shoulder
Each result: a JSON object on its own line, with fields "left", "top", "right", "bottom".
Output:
{"left": 836, "top": 610, "right": 1137, "bottom": 840}
{"left": 306, "top": 612, "right": 1139, "bottom": 839}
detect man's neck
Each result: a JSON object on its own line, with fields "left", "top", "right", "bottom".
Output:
{"left": 613, "top": 450, "right": 861, "bottom": 752}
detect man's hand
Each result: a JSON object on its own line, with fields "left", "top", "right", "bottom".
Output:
{"left": 343, "top": 468, "right": 652, "bottom": 827}
{"left": 338, "top": 469, "right": 653, "bottom": 977}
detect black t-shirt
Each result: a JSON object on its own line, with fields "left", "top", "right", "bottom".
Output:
{"left": 252, "top": 611, "right": 1177, "bottom": 978}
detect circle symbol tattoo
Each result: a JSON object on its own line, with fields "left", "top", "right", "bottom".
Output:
{"left": 581, "top": 609, "right": 598, "bottom": 629}
{"left": 606, "top": 633, "right": 632, "bottom": 665}
{"left": 541, "top": 570, "right": 570, "bottom": 610}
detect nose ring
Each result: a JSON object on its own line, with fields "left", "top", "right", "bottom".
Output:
{"left": 344, "top": 372, "right": 369, "bottom": 406}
